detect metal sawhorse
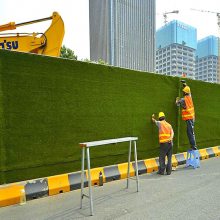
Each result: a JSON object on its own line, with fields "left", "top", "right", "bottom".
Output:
{"left": 79, "top": 137, "right": 139, "bottom": 216}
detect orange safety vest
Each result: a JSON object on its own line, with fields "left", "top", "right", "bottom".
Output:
{"left": 159, "top": 121, "right": 173, "bottom": 144}
{"left": 182, "top": 95, "right": 195, "bottom": 121}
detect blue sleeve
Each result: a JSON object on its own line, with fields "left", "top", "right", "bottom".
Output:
{"left": 155, "top": 121, "right": 161, "bottom": 129}
{"left": 177, "top": 98, "right": 186, "bottom": 109}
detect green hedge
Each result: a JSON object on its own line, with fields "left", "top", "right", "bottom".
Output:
{"left": 0, "top": 50, "right": 220, "bottom": 184}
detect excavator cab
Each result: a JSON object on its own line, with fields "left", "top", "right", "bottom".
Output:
{"left": 0, "top": 12, "right": 65, "bottom": 57}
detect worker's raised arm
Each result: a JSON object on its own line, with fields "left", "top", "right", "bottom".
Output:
{"left": 151, "top": 114, "right": 160, "bottom": 128}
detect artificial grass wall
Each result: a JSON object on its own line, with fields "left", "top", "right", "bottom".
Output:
{"left": 0, "top": 50, "right": 220, "bottom": 184}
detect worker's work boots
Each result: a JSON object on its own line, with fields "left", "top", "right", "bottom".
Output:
{"left": 191, "top": 146, "right": 197, "bottom": 150}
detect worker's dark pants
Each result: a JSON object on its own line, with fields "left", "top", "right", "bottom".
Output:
{"left": 186, "top": 119, "right": 197, "bottom": 149}
{"left": 159, "top": 142, "right": 173, "bottom": 174}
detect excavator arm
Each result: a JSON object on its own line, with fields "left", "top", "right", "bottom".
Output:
{"left": 0, "top": 12, "right": 64, "bottom": 57}
{"left": 0, "top": 22, "right": 16, "bottom": 32}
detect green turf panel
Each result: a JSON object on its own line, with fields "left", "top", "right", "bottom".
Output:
{"left": 0, "top": 50, "right": 220, "bottom": 184}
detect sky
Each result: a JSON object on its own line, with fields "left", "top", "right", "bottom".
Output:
{"left": 0, "top": 0, "right": 220, "bottom": 59}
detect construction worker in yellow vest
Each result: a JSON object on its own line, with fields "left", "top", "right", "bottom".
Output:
{"left": 176, "top": 80, "right": 197, "bottom": 150}
{"left": 152, "top": 112, "right": 174, "bottom": 175}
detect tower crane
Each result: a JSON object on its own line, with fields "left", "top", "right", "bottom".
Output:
{"left": 191, "top": 9, "right": 220, "bottom": 28}
{"left": 191, "top": 8, "right": 220, "bottom": 83}
{"left": 163, "top": 10, "right": 179, "bottom": 24}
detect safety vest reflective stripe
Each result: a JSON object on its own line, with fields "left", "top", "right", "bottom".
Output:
{"left": 160, "top": 138, "right": 171, "bottom": 143}
{"left": 159, "top": 135, "right": 171, "bottom": 143}
{"left": 182, "top": 113, "right": 195, "bottom": 117}
{"left": 182, "top": 113, "right": 194, "bottom": 120}
{"left": 159, "top": 134, "right": 170, "bottom": 137}
{"left": 182, "top": 107, "right": 194, "bottom": 113}
{"left": 182, "top": 111, "right": 194, "bottom": 116}
{"left": 186, "top": 107, "right": 194, "bottom": 111}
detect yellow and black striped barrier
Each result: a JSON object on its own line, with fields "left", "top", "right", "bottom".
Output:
{"left": 0, "top": 146, "right": 220, "bottom": 207}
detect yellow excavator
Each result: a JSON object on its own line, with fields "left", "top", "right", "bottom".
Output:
{"left": 0, "top": 12, "right": 64, "bottom": 57}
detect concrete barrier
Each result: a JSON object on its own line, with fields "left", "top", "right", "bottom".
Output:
{"left": 0, "top": 146, "right": 219, "bottom": 208}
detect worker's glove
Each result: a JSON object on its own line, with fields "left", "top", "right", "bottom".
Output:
{"left": 151, "top": 114, "right": 155, "bottom": 122}
{"left": 176, "top": 97, "right": 180, "bottom": 106}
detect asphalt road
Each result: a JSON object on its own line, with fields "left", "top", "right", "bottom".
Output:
{"left": 0, "top": 157, "right": 220, "bottom": 220}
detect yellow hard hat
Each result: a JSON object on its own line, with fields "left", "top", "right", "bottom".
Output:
{"left": 183, "top": 86, "right": 191, "bottom": 94}
{"left": 158, "top": 112, "right": 165, "bottom": 118}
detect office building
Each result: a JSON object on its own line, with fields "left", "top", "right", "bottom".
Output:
{"left": 156, "top": 20, "right": 197, "bottom": 79}
{"left": 195, "top": 35, "right": 219, "bottom": 83}
{"left": 89, "top": 0, "right": 155, "bottom": 72}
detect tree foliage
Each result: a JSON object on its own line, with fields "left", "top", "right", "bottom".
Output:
{"left": 60, "top": 45, "right": 77, "bottom": 60}
{"left": 97, "top": 59, "right": 108, "bottom": 65}
{"left": 82, "top": 58, "right": 108, "bottom": 65}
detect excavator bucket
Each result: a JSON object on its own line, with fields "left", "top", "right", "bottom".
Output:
{"left": 0, "top": 12, "right": 65, "bottom": 57}
{"left": 37, "top": 12, "right": 65, "bottom": 57}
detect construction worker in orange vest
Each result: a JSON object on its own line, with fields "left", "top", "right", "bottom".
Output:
{"left": 176, "top": 80, "right": 197, "bottom": 150}
{"left": 152, "top": 112, "right": 174, "bottom": 175}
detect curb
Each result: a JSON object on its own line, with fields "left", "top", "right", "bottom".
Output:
{"left": 0, "top": 146, "right": 220, "bottom": 207}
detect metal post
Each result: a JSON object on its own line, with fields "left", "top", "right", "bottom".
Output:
{"left": 86, "top": 147, "right": 94, "bottom": 216}
{"left": 80, "top": 147, "right": 85, "bottom": 209}
{"left": 134, "top": 141, "right": 139, "bottom": 192}
{"left": 127, "top": 140, "right": 132, "bottom": 188}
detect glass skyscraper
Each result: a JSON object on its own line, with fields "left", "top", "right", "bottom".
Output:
{"left": 195, "top": 35, "right": 219, "bottom": 83}
{"left": 156, "top": 20, "right": 197, "bottom": 79}
{"left": 89, "top": 0, "right": 156, "bottom": 72}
